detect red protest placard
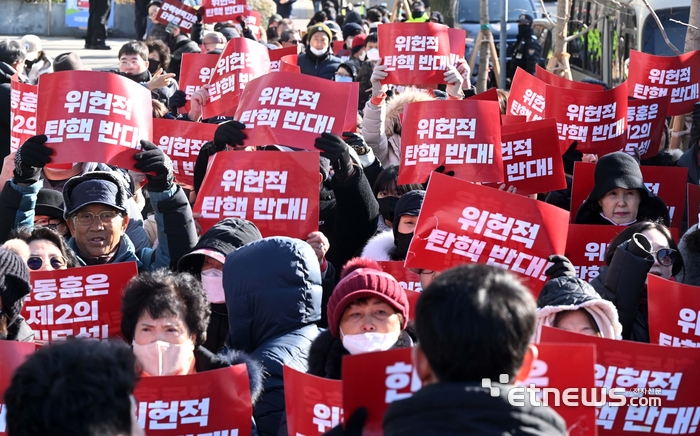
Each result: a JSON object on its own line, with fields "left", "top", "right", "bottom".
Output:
{"left": 564, "top": 224, "right": 624, "bottom": 282}
{"left": 507, "top": 68, "right": 546, "bottom": 122}
{"left": 570, "top": 162, "right": 688, "bottom": 229}
{"left": 269, "top": 46, "right": 299, "bottom": 72}
{"left": 342, "top": 81, "right": 359, "bottom": 132}
{"left": 406, "top": 172, "right": 569, "bottom": 295}
{"left": 688, "top": 183, "right": 700, "bottom": 229}
{"left": 280, "top": 54, "right": 301, "bottom": 73}
{"left": 21, "top": 262, "right": 138, "bottom": 345}
{"left": 153, "top": 118, "right": 218, "bottom": 188}
{"left": 192, "top": 150, "right": 319, "bottom": 237}
{"left": 332, "top": 40, "right": 345, "bottom": 55}
{"left": 36, "top": 71, "right": 153, "bottom": 170}
{"left": 133, "top": 365, "right": 252, "bottom": 436}
{"left": 10, "top": 76, "right": 37, "bottom": 153}
{"left": 201, "top": 0, "right": 247, "bottom": 23}
{"left": 0, "top": 340, "right": 35, "bottom": 436}
{"left": 540, "top": 326, "right": 700, "bottom": 436}
{"left": 628, "top": 50, "right": 700, "bottom": 116}
{"left": 648, "top": 275, "right": 700, "bottom": 348}
{"left": 283, "top": 366, "right": 343, "bottom": 435}
{"left": 245, "top": 10, "right": 262, "bottom": 40}
{"left": 155, "top": 0, "right": 197, "bottom": 32}
{"left": 179, "top": 53, "right": 218, "bottom": 113}
{"left": 623, "top": 96, "right": 670, "bottom": 160}
{"left": 397, "top": 99, "right": 503, "bottom": 185}
{"left": 342, "top": 348, "right": 419, "bottom": 436}
{"left": 203, "top": 38, "right": 270, "bottom": 119}
{"left": 502, "top": 115, "right": 527, "bottom": 125}
{"left": 535, "top": 65, "right": 602, "bottom": 91}
{"left": 234, "top": 72, "right": 348, "bottom": 149}
{"left": 378, "top": 23, "right": 451, "bottom": 85}
{"left": 500, "top": 118, "right": 566, "bottom": 196}
{"left": 545, "top": 82, "right": 628, "bottom": 155}
{"left": 466, "top": 87, "right": 498, "bottom": 101}
{"left": 376, "top": 261, "right": 422, "bottom": 292}
{"left": 522, "top": 343, "right": 597, "bottom": 436}
{"left": 447, "top": 28, "right": 466, "bottom": 64}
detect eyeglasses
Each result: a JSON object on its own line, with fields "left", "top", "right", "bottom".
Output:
{"left": 34, "top": 217, "right": 63, "bottom": 227}
{"left": 72, "top": 210, "right": 122, "bottom": 226}
{"left": 652, "top": 248, "right": 677, "bottom": 266}
{"left": 27, "top": 256, "right": 66, "bottom": 270}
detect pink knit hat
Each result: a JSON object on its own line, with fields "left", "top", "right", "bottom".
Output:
{"left": 327, "top": 258, "right": 409, "bottom": 338}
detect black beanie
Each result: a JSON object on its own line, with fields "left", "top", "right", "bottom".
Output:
{"left": 587, "top": 152, "right": 650, "bottom": 201}
{"left": 0, "top": 248, "right": 31, "bottom": 323}
{"left": 392, "top": 190, "right": 426, "bottom": 241}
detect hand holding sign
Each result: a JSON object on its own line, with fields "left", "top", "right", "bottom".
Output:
{"left": 370, "top": 60, "right": 388, "bottom": 97}
{"left": 133, "top": 140, "right": 175, "bottom": 192}
{"left": 443, "top": 65, "right": 463, "bottom": 98}
{"left": 214, "top": 120, "right": 247, "bottom": 150}
{"left": 315, "top": 133, "right": 354, "bottom": 179}
{"left": 14, "top": 135, "right": 53, "bottom": 184}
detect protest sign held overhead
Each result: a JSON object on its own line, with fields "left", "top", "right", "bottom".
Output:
{"left": 447, "top": 28, "right": 466, "bottom": 65}
{"left": 36, "top": 71, "right": 153, "bottom": 171}
{"left": 405, "top": 172, "right": 569, "bottom": 295}
{"left": 10, "top": 76, "right": 37, "bottom": 153}
{"left": 283, "top": 366, "right": 343, "bottom": 436}
{"left": 0, "top": 341, "right": 36, "bottom": 436}
{"left": 535, "top": 65, "right": 602, "bottom": 91}
{"left": 178, "top": 53, "right": 218, "bottom": 113}
{"left": 397, "top": 99, "right": 502, "bottom": 185}
{"left": 192, "top": 150, "right": 319, "bottom": 237}
{"left": 154, "top": 0, "right": 197, "bottom": 32}
{"left": 507, "top": 68, "right": 546, "bottom": 122}
{"left": 202, "top": 37, "right": 270, "bottom": 119}
{"left": 378, "top": 23, "right": 451, "bottom": 85}
{"left": 648, "top": 275, "right": 700, "bottom": 348}
{"left": 234, "top": 72, "right": 349, "bottom": 149}
{"left": 201, "top": 0, "right": 247, "bottom": 23}
{"left": 21, "top": 262, "right": 138, "bottom": 345}
{"left": 624, "top": 96, "right": 670, "bottom": 160}
{"left": 564, "top": 224, "right": 624, "bottom": 282}
{"left": 279, "top": 54, "right": 301, "bottom": 73}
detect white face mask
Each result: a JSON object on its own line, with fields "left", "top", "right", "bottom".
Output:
{"left": 132, "top": 340, "right": 195, "bottom": 376}
{"left": 357, "top": 50, "right": 367, "bottom": 61}
{"left": 347, "top": 37, "right": 354, "bottom": 48}
{"left": 200, "top": 268, "right": 225, "bottom": 303}
{"left": 366, "top": 48, "right": 380, "bottom": 61}
{"left": 310, "top": 46, "right": 327, "bottom": 56}
{"left": 341, "top": 328, "right": 401, "bottom": 355}
{"left": 335, "top": 75, "right": 353, "bottom": 83}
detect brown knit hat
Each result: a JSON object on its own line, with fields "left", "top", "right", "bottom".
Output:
{"left": 327, "top": 258, "right": 409, "bottom": 338}
{"left": 306, "top": 23, "right": 333, "bottom": 43}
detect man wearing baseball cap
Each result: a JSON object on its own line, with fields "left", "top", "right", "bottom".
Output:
{"left": 298, "top": 23, "right": 342, "bottom": 81}
{"left": 507, "top": 14, "right": 541, "bottom": 80}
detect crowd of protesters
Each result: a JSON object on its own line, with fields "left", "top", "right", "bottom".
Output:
{"left": 0, "top": 1, "right": 698, "bottom": 435}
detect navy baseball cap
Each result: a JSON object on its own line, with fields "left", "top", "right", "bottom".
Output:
{"left": 67, "top": 179, "right": 127, "bottom": 215}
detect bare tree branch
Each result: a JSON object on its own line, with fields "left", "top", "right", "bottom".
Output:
{"left": 538, "top": 0, "right": 556, "bottom": 26}
{"left": 564, "top": 12, "right": 607, "bottom": 42}
{"left": 641, "top": 0, "right": 682, "bottom": 54}
{"left": 670, "top": 18, "right": 699, "bottom": 30}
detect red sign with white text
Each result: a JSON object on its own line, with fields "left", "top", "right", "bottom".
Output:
{"left": 342, "top": 81, "right": 359, "bottom": 132}
{"left": 397, "top": 99, "right": 503, "bottom": 184}
{"left": 21, "top": 262, "right": 138, "bottom": 345}
{"left": 564, "top": 224, "right": 624, "bottom": 282}
{"left": 153, "top": 118, "right": 218, "bottom": 188}
{"left": 377, "top": 261, "right": 422, "bottom": 292}
{"left": 179, "top": 53, "right": 218, "bottom": 113}
{"left": 507, "top": 68, "right": 546, "bottom": 122}
{"left": 283, "top": 366, "right": 343, "bottom": 435}
{"left": 466, "top": 87, "right": 498, "bottom": 101}
{"left": 406, "top": 172, "right": 569, "bottom": 295}
{"left": 245, "top": 10, "right": 262, "bottom": 40}
{"left": 342, "top": 348, "right": 418, "bottom": 436}
{"left": 201, "top": 0, "right": 247, "bottom": 23}
{"left": 540, "top": 326, "right": 700, "bottom": 436}
{"left": 502, "top": 115, "right": 527, "bottom": 125}
{"left": 648, "top": 275, "right": 700, "bottom": 348}
{"left": 447, "top": 28, "right": 466, "bottom": 64}
{"left": 688, "top": 183, "right": 700, "bottom": 229}
{"left": 522, "top": 343, "right": 597, "bottom": 436}
{"left": 0, "top": 340, "right": 36, "bottom": 436}
{"left": 570, "top": 162, "right": 688, "bottom": 229}
{"left": 10, "top": 77, "right": 37, "bottom": 153}
{"left": 193, "top": 151, "right": 319, "bottom": 237}
{"left": 269, "top": 46, "right": 299, "bottom": 72}
{"left": 500, "top": 118, "right": 566, "bottom": 196}
{"left": 133, "top": 365, "right": 252, "bottom": 436}
{"left": 378, "top": 23, "right": 451, "bottom": 85}
{"left": 623, "top": 96, "right": 670, "bottom": 160}
{"left": 545, "top": 82, "right": 628, "bottom": 155}
{"left": 37, "top": 71, "right": 153, "bottom": 170}
{"left": 155, "top": 0, "right": 197, "bottom": 32}
{"left": 234, "top": 72, "right": 349, "bottom": 149}
{"left": 203, "top": 38, "right": 270, "bottom": 119}
{"left": 628, "top": 50, "right": 700, "bottom": 116}
{"left": 536, "top": 65, "right": 603, "bottom": 91}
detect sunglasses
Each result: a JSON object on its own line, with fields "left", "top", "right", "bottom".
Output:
{"left": 652, "top": 248, "right": 677, "bottom": 267}
{"left": 27, "top": 256, "right": 66, "bottom": 271}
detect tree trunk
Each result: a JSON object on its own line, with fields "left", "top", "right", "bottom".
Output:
{"left": 430, "top": 0, "right": 457, "bottom": 28}
{"left": 684, "top": 0, "right": 700, "bottom": 53}
{"left": 476, "top": 0, "right": 490, "bottom": 92}
{"left": 546, "top": 0, "right": 573, "bottom": 79}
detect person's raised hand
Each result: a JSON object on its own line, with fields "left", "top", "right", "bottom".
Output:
{"left": 13, "top": 135, "right": 52, "bottom": 184}
{"left": 370, "top": 59, "right": 388, "bottom": 97}
{"left": 214, "top": 120, "right": 247, "bottom": 151}
{"left": 133, "top": 140, "right": 174, "bottom": 192}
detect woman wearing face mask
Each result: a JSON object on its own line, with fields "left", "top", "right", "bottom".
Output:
{"left": 307, "top": 257, "right": 413, "bottom": 379}
{"left": 362, "top": 189, "right": 424, "bottom": 261}
{"left": 177, "top": 218, "right": 262, "bottom": 354}
{"left": 371, "top": 165, "right": 423, "bottom": 233}
{"left": 334, "top": 63, "right": 357, "bottom": 83}
{"left": 297, "top": 23, "right": 342, "bottom": 81}
{"left": 145, "top": 38, "right": 170, "bottom": 76}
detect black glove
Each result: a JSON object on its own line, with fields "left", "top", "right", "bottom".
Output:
{"left": 168, "top": 90, "right": 187, "bottom": 113}
{"left": 621, "top": 233, "right": 653, "bottom": 261}
{"left": 214, "top": 120, "right": 247, "bottom": 150}
{"left": 562, "top": 141, "right": 582, "bottom": 175}
{"left": 133, "top": 140, "right": 174, "bottom": 192}
{"left": 342, "top": 132, "right": 369, "bottom": 154}
{"left": 545, "top": 255, "right": 576, "bottom": 279}
{"left": 315, "top": 133, "right": 354, "bottom": 179}
{"left": 14, "top": 135, "right": 52, "bottom": 184}
{"left": 322, "top": 407, "right": 367, "bottom": 436}
{"left": 422, "top": 165, "right": 454, "bottom": 188}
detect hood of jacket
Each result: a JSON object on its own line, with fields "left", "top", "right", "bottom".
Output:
{"left": 361, "top": 230, "right": 397, "bottom": 261}
{"left": 534, "top": 276, "right": 622, "bottom": 342}
{"left": 574, "top": 194, "right": 671, "bottom": 228}
{"left": 384, "top": 89, "right": 434, "bottom": 138}
{"left": 383, "top": 382, "right": 566, "bottom": 436}
{"left": 223, "top": 236, "right": 322, "bottom": 353}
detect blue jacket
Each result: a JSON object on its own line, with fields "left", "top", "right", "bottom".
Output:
{"left": 223, "top": 237, "right": 322, "bottom": 436}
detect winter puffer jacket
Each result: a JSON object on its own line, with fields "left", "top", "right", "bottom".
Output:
{"left": 224, "top": 237, "right": 322, "bottom": 436}
{"left": 534, "top": 276, "right": 622, "bottom": 342}
{"left": 297, "top": 49, "right": 342, "bottom": 81}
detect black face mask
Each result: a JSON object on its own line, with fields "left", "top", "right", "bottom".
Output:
{"left": 148, "top": 59, "right": 161, "bottom": 74}
{"left": 394, "top": 231, "right": 414, "bottom": 260}
{"left": 125, "top": 70, "right": 151, "bottom": 83}
{"left": 411, "top": 10, "right": 424, "bottom": 19}
{"left": 378, "top": 196, "right": 399, "bottom": 223}
{"left": 518, "top": 24, "right": 530, "bottom": 36}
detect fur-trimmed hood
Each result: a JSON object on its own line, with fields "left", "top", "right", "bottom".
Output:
{"left": 361, "top": 230, "right": 397, "bottom": 261}
{"left": 384, "top": 89, "right": 435, "bottom": 138}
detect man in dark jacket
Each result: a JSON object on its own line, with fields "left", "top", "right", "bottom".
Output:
{"left": 507, "top": 14, "right": 541, "bottom": 79}
{"left": 223, "top": 236, "right": 322, "bottom": 436}
{"left": 382, "top": 264, "right": 566, "bottom": 435}
{"left": 0, "top": 40, "right": 27, "bottom": 169}
{"left": 117, "top": 40, "right": 178, "bottom": 105}
{"left": 298, "top": 23, "right": 342, "bottom": 81}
